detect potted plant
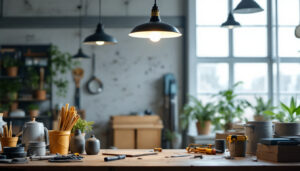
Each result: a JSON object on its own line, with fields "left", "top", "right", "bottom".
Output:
{"left": 181, "top": 96, "right": 216, "bottom": 135}
{"left": 0, "top": 104, "right": 9, "bottom": 118}
{"left": 36, "top": 68, "right": 46, "bottom": 100}
{"left": 71, "top": 118, "right": 94, "bottom": 136}
{"left": 252, "top": 97, "right": 275, "bottom": 121}
{"left": 6, "top": 80, "right": 21, "bottom": 101}
{"left": 214, "top": 82, "right": 251, "bottom": 131}
{"left": 264, "top": 97, "right": 300, "bottom": 136}
{"left": 28, "top": 104, "right": 39, "bottom": 119}
{"left": 2, "top": 55, "right": 20, "bottom": 77}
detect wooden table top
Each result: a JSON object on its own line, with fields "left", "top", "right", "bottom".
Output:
{"left": 0, "top": 149, "right": 300, "bottom": 171}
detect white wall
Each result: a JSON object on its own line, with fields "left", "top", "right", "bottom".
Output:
{"left": 0, "top": 0, "right": 184, "bottom": 147}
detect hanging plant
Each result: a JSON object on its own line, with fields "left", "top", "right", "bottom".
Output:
{"left": 48, "top": 45, "right": 80, "bottom": 97}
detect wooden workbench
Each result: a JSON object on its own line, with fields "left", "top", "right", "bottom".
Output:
{"left": 0, "top": 149, "right": 300, "bottom": 171}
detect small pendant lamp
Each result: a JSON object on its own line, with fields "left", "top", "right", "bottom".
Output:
{"left": 233, "top": 0, "right": 264, "bottom": 14}
{"left": 84, "top": 0, "right": 117, "bottom": 45}
{"left": 221, "top": 12, "right": 241, "bottom": 29}
{"left": 129, "top": 0, "right": 182, "bottom": 42}
{"left": 73, "top": 1, "right": 89, "bottom": 59}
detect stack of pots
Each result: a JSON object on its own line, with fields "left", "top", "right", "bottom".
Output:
{"left": 244, "top": 121, "right": 273, "bottom": 155}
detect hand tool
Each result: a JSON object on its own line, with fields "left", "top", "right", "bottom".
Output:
{"left": 72, "top": 68, "right": 84, "bottom": 109}
{"left": 104, "top": 155, "right": 126, "bottom": 162}
{"left": 87, "top": 53, "right": 103, "bottom": 95}
{"left": 154, "top": 148, "right": 162, "bottom": 152}
{"left": 186, "top": 144, "right": 217, "bottom": 155}
{"left": 165, "top": 154, "right": 191, "bottom": 158}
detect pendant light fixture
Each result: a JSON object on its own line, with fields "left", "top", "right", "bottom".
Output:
{"left": 233, "top": 0, "right": 264, "bottom": 14}
{"left": 73, "top": 0, "right": 89, "bottom": 59}
{"left": 84, "top": 0, "right": 117, "bottom": 45}
{"left": 129, "top": 0, "right": 182, "bottom": 42}
{"left": 221, "top": 12, "right": 241, "bottom": 29}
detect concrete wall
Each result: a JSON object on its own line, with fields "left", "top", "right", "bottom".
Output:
{"left": 0, "top": 0, "right": 184, "bottom": 147}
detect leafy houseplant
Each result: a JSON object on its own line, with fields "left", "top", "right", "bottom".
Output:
{"left": 264, "top": 97, "right": 300, "bottom": 136}
{"left": 252, "top": 97, "right": 275, "bottom": 121}
{"left": 2, "top": 55, "right": 20, "bottom": 77}
{"left": 181, "top": 96, "right": 216, "bottom": 135}
{"left": 28, "top": 104, "right": 39, "bottom": 119}
{"left": 26, "top": 67, "right": 39, "bottom": 90}
{"left": 71, "top": 118, "right": 94, "bottom": 134}
{"left": 214, "top": 82, "right": 251, "bottom": 131}
{"left": 5, "top": 80, "right": 21, "bottom": 101}
{"left": 48, "top": 46, "right": 80, "bottom": 97}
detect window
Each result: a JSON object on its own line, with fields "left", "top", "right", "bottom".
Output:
{"left": 189, "top": 0, "right": 300, "bottom": 120}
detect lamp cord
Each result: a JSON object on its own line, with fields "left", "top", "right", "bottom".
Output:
{"left": 78, "top": 0, "right": 83, "bottom": 48}
{"left": 99, "top": 0, "right": 101, "bottom": 23}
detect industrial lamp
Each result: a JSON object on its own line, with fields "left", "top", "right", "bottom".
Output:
{"left": 84, "top": 0, "right": 117, "bottom": 45}
{"left": 73, "top": 1, "right": 89, "bottom": 59}
{"left": 233, "top": 0, "right": 264, "bottom": 14}
{"left": 221, "top": 12, "right": 241, "bottom": 29}
{"left": 129, "top": 0, "right": 182, "bottom": 42}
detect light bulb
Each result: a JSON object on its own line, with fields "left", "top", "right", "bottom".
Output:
{"left": 96, "top": 41, "right": 105, "bottom": 45}
{"left": 149, "top": 32, "right": 161, "bottom": 42}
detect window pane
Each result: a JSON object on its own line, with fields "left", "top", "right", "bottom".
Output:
{"left": 233, "top": 0, "right": 267, "bottom": 25}
{"left": 197, "top": 95, "right": 214, "bottom": 104}
{"left": 197, "top": 27, "right": 229, "bottom": 57}
{"left": 278, "top": 27, "right": 300, "bottom": 57}
{"left": 196, "top": 0, "right": 228, "bottom": 25}
{"left": 197, "top": 63, "right": 229, "bottom": 93}
{"left": 279, "top": 95, "right": 300, "bottom": 106}
{"left": 279, "top": 63, "right": 300, "bottom": 93}
{"left": 233, "top": 27, "right": 267, "bottom": 57}
{"left": 234, "top": 63, "right": 268, "bottom": 93}
{"left": 278, "top": 0, "right": 299, "bottom": 25}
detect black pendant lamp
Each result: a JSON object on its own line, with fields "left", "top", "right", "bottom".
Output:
{"left": 221, "top": 12, "right": 241, "bottom": 29}
{"left": 129, "top": 0, "right": 182, "bottom": 42}
{"left": 233, "top": 0, "right": 264, "bottom": 14}
{"left": 84, "top": 0, "right": 117, "bottom": 45}
{"left": 73, "top": 1, "right": 89, "bottom": 59}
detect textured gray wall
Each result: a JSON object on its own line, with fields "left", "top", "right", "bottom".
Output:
{"left": 0, "top": 0, "right": 184, "bottom": 147}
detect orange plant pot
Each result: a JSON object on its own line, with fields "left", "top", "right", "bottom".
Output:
{"left": 35, "top": 90, "right": 46, "bottom": 100}
{"left": 49, "top": 130, "right": 70, "bottom": 155}
{"left": 6, "top": 67, "right": 18, "bottom": 77}
{"left": 0, "top": 137, "right": 18, "bottom": 152}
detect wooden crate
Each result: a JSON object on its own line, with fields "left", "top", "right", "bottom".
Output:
{"left": 257, "top": 143, "right": 300, "bottom": 162}
{"left": 112, "top": 115, "right": 163, "bottom": 149}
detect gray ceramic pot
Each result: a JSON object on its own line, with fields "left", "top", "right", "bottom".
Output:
{"left": 85, "top": 135, "right": 100, "bottom": 155}
{"left": 244, "top": 121, "right": 273, "bottom": 155}
{"left": 27, "top": 141, "right": 46, "bottom": 156}
{"left": 275, "top": 122, "right": 300, "bottom": 136}
{"left": 70, "top": 130, "right": 85, "bottom": 154}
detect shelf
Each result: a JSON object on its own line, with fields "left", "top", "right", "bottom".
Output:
{"left": 3, "top": 115, "right": 52, "bottom": 120}
{"left": 0, "top": 76, "right": 21, "bottom": 79}
{"left": 0, "top": 98, "right": 49, "bottom": 102}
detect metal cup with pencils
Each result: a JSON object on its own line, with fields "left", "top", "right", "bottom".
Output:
{"left": 0, "top": 122, "right": 18, "bottom": 152}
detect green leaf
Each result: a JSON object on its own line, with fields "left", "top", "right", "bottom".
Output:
{"left": 281, "top": 102, "right": 292, "bottom": 114}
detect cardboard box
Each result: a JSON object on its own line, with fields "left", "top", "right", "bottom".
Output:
{"left": 257, "top": 143, "right": 300, "bottom": 162}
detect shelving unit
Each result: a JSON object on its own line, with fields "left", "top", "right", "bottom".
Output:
{"left": 0, "top": 44, "right": 53, "bottom": 131}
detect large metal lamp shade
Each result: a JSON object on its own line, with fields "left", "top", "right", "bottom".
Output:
{"left": 84, "top": 23, "right": 117, "bottom": 45}
{"left": 233, "top": 0, "right": 264, "bottom": 14}
{"left": 221, "top": 13, "right": 241, "bottom": 29}
{"left": 129, "top": 1, "right": 181, "bottom": 42}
